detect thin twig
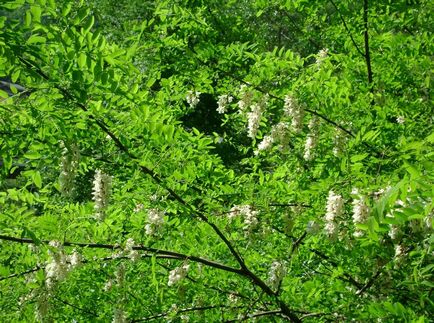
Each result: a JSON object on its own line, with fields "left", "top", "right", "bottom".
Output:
{"left": 363, "top": 0, "right": 373, "bottom": 85}
{"left": 132, "top": 305, "right": 245, "bottom": 322}
{"left": 0, "top": 266, "right": 40, "bottom": 282}
{"left": 328, "top": 0, "right": 364, "bottom": 57}
{"left": 0, "top": 234, "right": 244, "bottom": 275}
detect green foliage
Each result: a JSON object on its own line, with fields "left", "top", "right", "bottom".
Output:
{"left": 0, "top": 0, "right": 433, "bottom": 321}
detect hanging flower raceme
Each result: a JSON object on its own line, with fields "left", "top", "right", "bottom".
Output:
{"left": 112, "top": 308, "right": 127, "bottom": 323}
{"left": 59, "top": 142, "right": 80, "bottom": 196}
{"left": 316, "top": 48, "right": 329, "bottom": 68}
{"left": 284, "top": 95, "right": 304, "bottom": 133}
{"left": 45, "top": 241, "right": 82, "bottom": 289}
{"left": 186, "top": 90, "right": 201, "bottom": 107}
{"left": 256, "top": 135, "right": 274, "bottom": 153}
{"left": 92, "top": 169, "right": 112, "bottom": 221}
{"left": 168, "top": 263, "right": 190, "bottom": 286}
{"left": 237, "top": 84, "right": 253, "bottom": 112}
{"left": 145, "top": 208, "right": 165, "bottom": 235}
{"left": 124, "top": 238, "right": 140, "bottom": 262}
{"left": 324, "top": 190, "right": 343, "bottom": 239}
{"left": 332, "top": 129, "right": 346, "bottom": 157}
{"left": 267, "top": 261, "right": 286, "bottom": 291}
{"left": 303, "top": 117, "right": 320, "bottom": 161}
{"left": 255, "top": 122, "right": 291, "bottom": 154}
{"left": 229, "top": 205, "right": 259, "bottom": 231}
{"left": 352, "top": 189, "right": 370, "bottom": 237}
{"left": 217, "top": 94, "right": 233, "bottom": 114}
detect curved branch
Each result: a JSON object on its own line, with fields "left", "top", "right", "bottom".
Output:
{"left": 0, "top": 234, "right": 244, "bottom": 276}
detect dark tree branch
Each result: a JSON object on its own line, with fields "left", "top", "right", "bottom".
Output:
{"left": 0, "top": 234, "right": 244, "bottom": 276}
{"left": 52, "top": 296, "right": 98, "bottom": 317}
{"left": 363, "top": 0, "right": 373, "bottom": 85}
{"left": 0, "top": 266, "right": 40, "bottom": 282}
{"left": 328, "top": 0, "right": 365, "bottom": 57}
{"left": 132, "top": 305, "right": 246, "bottom": 322}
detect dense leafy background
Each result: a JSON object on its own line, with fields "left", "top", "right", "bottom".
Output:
{"left": 0, "top": 0, "right": 433, "bottom": 321}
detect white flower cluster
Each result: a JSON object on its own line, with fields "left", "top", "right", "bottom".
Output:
{"left": 45, "top": 241, "right": 82, "bottom": 289}
{"left": 217, "top": 94, "right": 233, "bottom": 114}
{"left": 333, "top": 129, "right": 346, "bottom": 156}
{"left": 396, "top": 116, "right": 405, "bottom": 124}
{"left": 59, "top": 143, "right": 80, "bottom": 197}
{"left": 247, "top": 103, "right": 263, "bottom": 139}
{"left": 145, "top": 208, "right": 165, "bottom": 235}
{"left": 394, "top": 245, "right": 405, "bottom": 258}
{"left": 352, "top": 189, "right": 370, "bottom": 237}
{"left": 237, "top": 84, "right": 253, "bottom": 112}
{"left": 186, "top": 91, "right": 201, "bottom": 107}
{"left": 255, "top": 122, "right": 291, "bottom": 154}
{"left": 256, "top": 135, "right": 274, "bottom": 152}
{"left": 316, "top": 48, "right": 328, "bottom": 68}
{"left": 168, "top": 263, "right": 190, "bottom": 286}
{"left": 124, "top": 238, "right": 140, "bottom": 262}
{"left": 267, "top": 261, "right": 286, "bottom": 291}
{"left": 92, "top": 169, "right": 112, "bottom": 221}
{"left": 284, "top": 95, "right": 304, "bottom": 133}
{"left": 303, "top": 117, "right": 320, "bottom": 161}
{"left": 133, "top": 203, "right": 144, "bottom": 213}
{"left": 116, "top": 263, "right": 126, "bottom": 286}
{"left": 112, "top": 308, "right": 127, "bottom": 323}
{"left": 229, "top": 205, "right": 259, "bottom": 231}
{"left": 324, "top": 191, "right": 343, "bottom": 238}
{"left": 35, "top": 293, "right": 49, "bottom": 322}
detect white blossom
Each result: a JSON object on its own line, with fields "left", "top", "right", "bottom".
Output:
{"left": 395, "top": 245, "right": 405, "bottom": 258}
{"left": 186, "top": 91, "right": 200, "bottom": 107}
{"left": 59, "top": 143, "right": 80, "bottom": 197}
{"left": 103, "top": 279, "right": 113, "bottom": 292}
{"left": 124, "top": 238, "right": 140, "bottom": 261}
{"left": 352, "top": 189, "right": 370, "bottom": 237}
{"left": 45, "top": 251, "right": 69, "bottom": 289}
{"left": 332, "top": 129, "right": 346, "bottom": 157}
{"left": 325, "top": 191, "right": 344, "bottom": 222}
{"left": 396, "top": 116, "right": 405, "bottom": 124}
{"left": 228, "top": 205, "right": 259, "bottom": 231}
{"left": 116, "top": 264, "right": 125, "bottom": 286}
{"left": 112, "top": 308, "right": 127, "bottom": 323}
{"left": 145, "top": 208, "right": 165, "bottom": 235}
{"left": 303, "top": 117, "right": 320, "bottom": 161}
{"left": 271, "top": 121, "right": 290, "bottom": 144}
{"left": 35, "top": 293, "right": 49, "bottom": 322}
{"left": 316, "top": 48, "right": 328, "bottom": 68}
{"left": 323, "top": 191, "right": 343, "bottom": 238}
{"left": 133, "top": 203, "right": 144, "bottom": 213}
{"left": 256, "top": 135, "right": 274, "bottom": 153}
{"left": 247, "top": 103, "right": 263, "bottom": 138}
{"left": 388, "top": 225, "right": 399, "bottom": 240}
{"left": 324, "top": 220, "right": 339, "bottom": 238}
{"left": 284, "top": 95, "right": 304, "bottom": 133}
{"left": 168, "top": 264, "right": 189, "bottom": 286}
{"left": 68, "top": 250, "right": 82, "bottom": 269}
{"left": 217, "top": 94, "right": 233, "bottom": 114}
{"left": 92, "top": 169, "right": 112, "bottom": 221}
{"left": 267, "top": 261, "right": 286, "bottom": 291}
{"left": 237, "top": 84, "right": 253, "bottom": 112}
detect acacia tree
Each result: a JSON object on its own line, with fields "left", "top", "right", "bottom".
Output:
{"left": 0, "top": 0, "right": 433, "bottom": 321}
